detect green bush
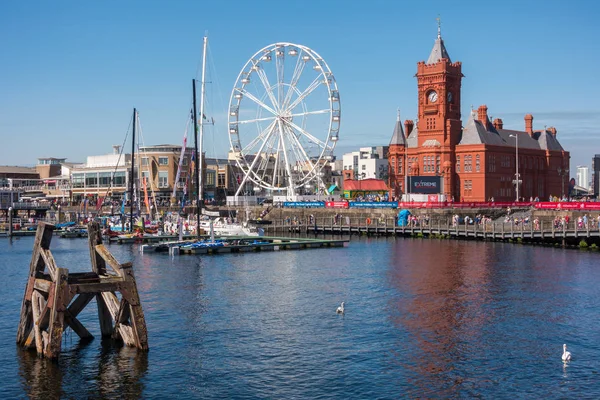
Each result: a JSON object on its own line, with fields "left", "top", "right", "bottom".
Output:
{"left": 590, "top": 243, "right": 598, "bottom": 250}
{"left": 579, "top": 240, "right": 589, "bottom": 248}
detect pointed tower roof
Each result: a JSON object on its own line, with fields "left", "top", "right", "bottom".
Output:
{"left": 426, "top": 18, "right": 451, "bottom": 64}
{"left": 389, "top": 109, "right": 406, "bottom": 146}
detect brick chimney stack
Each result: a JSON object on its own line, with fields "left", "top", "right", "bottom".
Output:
{"left": 525, "top": 114, "right": 534, "bottom": 135}
{"left": 404, "top": 120, "right": 414, "bottom": 136}
{"left": 548, "top": 126, "right": 557, "bottom": 137}
{"left": 493, "top": 118, "right": 504, "bottom": 130}
{"left": 477, "top": 105, "right": 489, "bottom": 130}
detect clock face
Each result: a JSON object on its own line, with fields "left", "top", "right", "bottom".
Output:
{"left": 428, "top": 91, "right": 438, "bottom": 103}
{"left": 447, "top": 92, "right": 453, "bottom": 103}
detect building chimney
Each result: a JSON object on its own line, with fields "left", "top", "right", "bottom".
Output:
{"left": 524, "top": 114, "right": 534, "bottom": 135}
{"left": 112, "top": 145, "right": 121, "bottom": 155}
{"left": 493, "top": 118, "right": 503, "bottom": 130}
{"left": 548, "top": 126, "right": 557, "bottom": 137}
{"left": 477, "top": 105, "right": 489, "bottom": 130}
{"left": 404, "top": 120, "right": 414, "bottom": 136}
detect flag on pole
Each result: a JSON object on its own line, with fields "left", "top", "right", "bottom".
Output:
{"left": 121, "top": 193, "right": 126, "bottom": 215}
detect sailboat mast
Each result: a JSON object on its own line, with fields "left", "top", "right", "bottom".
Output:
{"left": 198, "top": 35, "right": 208, "bottom": 207}
{"left": 192, "top": 79, "right": 200, "bottom": 238}
{"left": 129, "top": 107, "right": 136, "bottom": 233}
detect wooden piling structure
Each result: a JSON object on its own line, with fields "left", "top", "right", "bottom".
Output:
{"left": 16, "top": 221, "right": 148, "bottom": 359}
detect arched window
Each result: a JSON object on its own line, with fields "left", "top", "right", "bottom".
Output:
{"left": 456, "top": 155, "right": 460, "bottom": 173}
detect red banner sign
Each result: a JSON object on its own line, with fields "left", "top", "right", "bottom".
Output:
{"left": 325, "top": 201, "right": 349, "bottom": 209}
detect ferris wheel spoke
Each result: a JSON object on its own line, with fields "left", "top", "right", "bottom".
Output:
{"left": 289, "top": 108, "right": 331, "bottom": 118}
{"left": 242, "top": 123, "right": 277, "bottom": 179}
{"left": 241, "top": 120, "right": 277, "bottom": 154}
{"left": 254, "top": 67, "right": 279, "bottom": 112}
{"left": 234, "top": 115, "right": 277, "bottom": 125}
{"left": 282, "top": 49, "right": 306, "bottom": 110}
{"left": 276, "top": 48, "right": 285, "bottom": 109}
{"left": 238, "top": 88, "right": 278, "bottom": 116}
{"left": 285, "top": 76, "right": 324, "bottom": 113}
{"left": 286, "top": 125, "right": 317, "bottom": 174}
{"left": 277, "top": 119, "right": 295, "bottom": 192}
{"left": 271, "top": 136, "right": 282, "bottom": 189}
{"left": 284, "top": 119, "right": 328, "bottom": 149}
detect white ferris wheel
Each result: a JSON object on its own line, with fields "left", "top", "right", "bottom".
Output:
{"left": 228, "top": 42, "right": 340, "bottom": 197}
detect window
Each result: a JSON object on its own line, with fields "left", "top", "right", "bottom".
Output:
{"left": 217, "top": 173, "right": 226, "bottom": 187}
{"left": 465, "top": 155, "right": 472, "bottom": 172}
{"left": 85, "top": 173, "right": 98, "bottom": 188}
{"left": 205, "top": 170, "right": 215, "bottom": 186}
{"left": 476, "top": 155, "right": 480, "bottom": 172}
{"left": 456, "top": 155, "right": 460, "bottom": 173}
{"left": 436, "top": 155, "right": 440, "bottom": 173}
{"left": 158, "top": 171, "right": 168, "bottom": 188}
{"left": 390, "top": 157, "right": 396, "bottom": 175}
{"left": 113, "top": 171, "right": 126, "bottom": 186}
{"left": 182, "top": 157, "right": 188, "bottom": 166}
{"left": 141, "top": 157, "right": 149, "bottom": 166}
{"left": 361, "top": 164, "right": 366, "bottom": 170}
{"left": 141, "top": 171, "right": 150, "bottom": 184}
{"left": 99, "top": 172, "right": 111, "bottom": 187}
{"left": 158, "top": 157, "right": 169, "bottom": 166}
{"left": 72, "top": 173, "right": 84, "bottom": 188}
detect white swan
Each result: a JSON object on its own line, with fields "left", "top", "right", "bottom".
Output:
{"left": 336, "top": 302, "right": 345, "bottom": 314}
{"left": 562, "top": 344, "right": 572, "bottom": 362}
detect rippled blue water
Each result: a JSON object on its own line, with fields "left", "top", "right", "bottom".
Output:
{"left": 1, "top": 235, "right": 599, "bottom": 399}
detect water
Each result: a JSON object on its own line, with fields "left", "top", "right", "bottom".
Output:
{"left": 1, "top": 235, "right": 599, "bottom": 399}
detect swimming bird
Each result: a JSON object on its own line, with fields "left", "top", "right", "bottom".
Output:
{"left": 562, "top": 344, "right": 572, "bottom": 362}
{"left": 336, "top": 302, "right": 345, "bottom": 314}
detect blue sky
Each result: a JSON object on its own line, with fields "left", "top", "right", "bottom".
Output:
{"left": 1, "top": 0, "right": 598, "bottom": 174}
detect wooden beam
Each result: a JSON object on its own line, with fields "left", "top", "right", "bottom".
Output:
{"left": 39, "top": 249, "right": 58, "bottom": 281}
{"left": 87, "top": 222, "right": 106, "bottom": 275}
{"left": 44, "top": 268, "right": 69, "bottom": 359}
{"left": 101, "top": 292, "right": 135, "bottom": 345}
{"left": 67, "top": 293, "right": 95, "bottom": 317}
{"left": 70, "top": 280, "right": 126, "bottom": 294}
{"left": 17, "top": 223, "right": 54, "bottom": 344}
{"left": 64, "top": 310, "right": 93, "bottom": 340}
{"left": 31, "top": 291, "right": 44, "bottom": 355}
{"left": 122, "top": 268, "right": 149, "bottom": 351}
{"left": 95, "top": 244, "right": 124, "bottom": 276}
{"left": 34, "top": 278, "right": 52, "bottom": 294}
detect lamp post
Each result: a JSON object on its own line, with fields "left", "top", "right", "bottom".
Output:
{"left": 509, "top": 134, "right": 520, "bottom": 201}
{"left": 557, "top": 167, "right": 569, "bottom": 199}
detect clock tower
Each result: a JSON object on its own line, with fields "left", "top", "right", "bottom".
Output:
{"left": 414, "top": 22, "right": 463, "bottom": 199}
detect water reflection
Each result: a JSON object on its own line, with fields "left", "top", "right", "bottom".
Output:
{"left": 388, "top": 239, "right": 495, "bottom": 396}
{"left": 18, "top": 340, "right": 148, "bottom": 399}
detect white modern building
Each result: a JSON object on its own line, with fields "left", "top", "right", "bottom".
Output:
{"left": 342, "top": 146, "right": 389, "bottom": 180}
{"left": 577, "top": 166, "right": 590, "bottom": 190}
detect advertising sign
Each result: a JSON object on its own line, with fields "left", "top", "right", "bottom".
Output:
{"left": 349, "top": 202, "right": 399, "bottom": 208}
{"left": 325, "top": 201, "right": 349, "bottom": 209}
{"left": 283, "top": 201, "right": 325, "bottom": 208}
{"left": 409, "top": 176, "right": 441, "bottom": 194}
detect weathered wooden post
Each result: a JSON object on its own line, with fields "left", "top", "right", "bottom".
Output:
{"left": 16, "top": 221, "right": 149, "bottom": 360}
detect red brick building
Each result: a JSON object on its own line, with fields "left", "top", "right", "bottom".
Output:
{"left": 388, "top": 27, "right": 570, "bottom": 202}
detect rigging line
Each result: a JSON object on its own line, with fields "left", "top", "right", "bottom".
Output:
{"left": 97, "top": 113, "right": 133, "bottom": 208}
{"left": 135, "top": 114, "right": 159, "bottom": 218}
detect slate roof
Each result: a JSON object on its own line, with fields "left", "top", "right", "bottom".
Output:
{"left": 427, "top": 34, "right": 451, "bottom": 64}
{"left": 0, "top": 166, "right": 38, "bottom": 175}
{"left": 406, "top": 126, "right": 419, "bottom": 149}
{"left": 389, "top": 117, "right": 406, "bottom": 146}
{"left": 458, "top": 111, "right": 566, "bottom": 151}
